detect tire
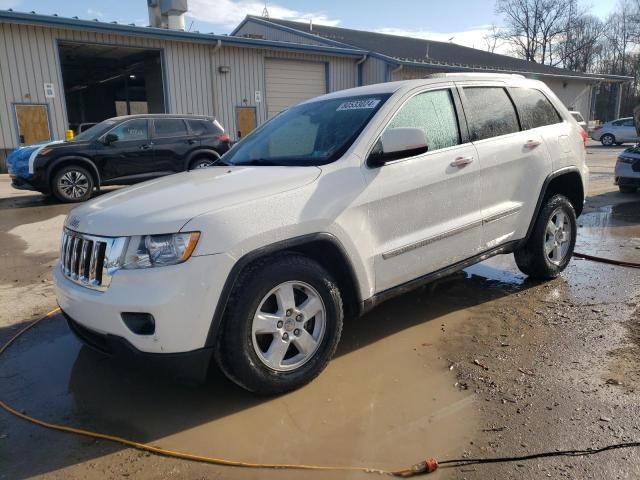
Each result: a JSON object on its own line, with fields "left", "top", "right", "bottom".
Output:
{"left": 619, "top": 185, "right": 637, "bottom": 193}
{"left": 189, "top": 155, "right": 219, "bottom": 170}
{"left": 217, "top": 253, "right": 344, "bottom": 394}
{"left": 51, "top": 165, "right": 94, "bottom": 203}
{"left": 615, "top": 142, "right": 624, "bottom": 146}
{"left": 514, "top": 195, "right": 577, "bottom": 280}
{"left": 600, "top": 134, "right": 615, "bottom": 146}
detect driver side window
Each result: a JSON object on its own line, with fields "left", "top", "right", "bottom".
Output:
{"left": 387, "top": 89, "right": 460, "bottom": 152}
{"left": 108, "top": 119, "right": 148, "bottom": 142}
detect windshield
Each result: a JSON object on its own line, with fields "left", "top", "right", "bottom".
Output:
{"left": 224, "top": 94, "right": 391, "bottom": 166}
{"left": 70, "top": 119, "right": 118, "bottom": 142}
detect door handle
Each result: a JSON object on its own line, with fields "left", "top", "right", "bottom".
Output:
{"left": 187, "top": 139, "right": 196, "bottom": 144}
{"left": 140, "top": 144, "right": 153, "bottom": 150}
{"left": 524, "top": 139, "right": 542, "bottom": 149}
{"left": 450, "top": 156, "right": 474, "bottom": 168}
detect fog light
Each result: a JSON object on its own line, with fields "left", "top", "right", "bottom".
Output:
{"left": 121, "top": 312, "right": 155, "bottom": 335}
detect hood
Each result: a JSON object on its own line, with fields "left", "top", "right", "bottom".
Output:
{"left": 66, "top": 166, "right": 321, "bottom": 236}
{"left": 6, "top": 140, "right": 64, "bottom": 177}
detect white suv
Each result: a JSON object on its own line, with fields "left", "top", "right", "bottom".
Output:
{"left": 55, "top": 74, "right": 588, "bottom": 394}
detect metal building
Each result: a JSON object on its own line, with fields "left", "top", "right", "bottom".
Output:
{"left": 0, "top": 10, "right": 364, "bottom": 170}
{"left": 0, "top": 9, "right": 632, "bottom": 172}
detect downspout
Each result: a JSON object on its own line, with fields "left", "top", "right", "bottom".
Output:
{"left": 213, "top": 39, "right": 222, "bottom": 53}
{"left": 390, "top": 63, "right": 403, "bottom": 82}
{"left": 355, "top": 54, "right": 367, "bottom": 87}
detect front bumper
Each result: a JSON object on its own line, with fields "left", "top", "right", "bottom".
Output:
{"left": 54, "top": 252, "right": 235, "bottom": 354}
{"left": 64, "top": 310, "right": 214, "bottom": 382}
{"left": 9, "top": 173, "right": 49, "bottom": 193}
{"left": 614, "top": 161, "right": 640, "bottom": 186}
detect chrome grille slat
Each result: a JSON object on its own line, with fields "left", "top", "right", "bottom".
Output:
{"left": 59, "top": 228, "right": 124, "bottom": 292}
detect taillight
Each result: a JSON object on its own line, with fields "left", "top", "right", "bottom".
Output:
{"left": 216, "top": 133, "right": 231, "bottom": 143}
{"left": 593, "top": 125, "right": 602, "bottom": 130}
{"left": 580, "top": 128, "right": 587, "bottom": 148}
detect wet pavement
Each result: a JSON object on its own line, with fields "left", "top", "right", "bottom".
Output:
{"left": 1, "top": 142, "right": 639, "bottom": 479}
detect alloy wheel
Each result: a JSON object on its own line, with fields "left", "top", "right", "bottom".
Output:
{"left": 57, "top": 170, "right": 90, "bottom": 200}
{"left": 545, "top": 208, "right": 572, "bottom": 265}
{"left": 251, "top": 281, "right": 326, "bottom": 372}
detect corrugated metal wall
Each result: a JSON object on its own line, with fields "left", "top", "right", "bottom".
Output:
{"left": 361, "top": 57, "right": 387, "bottom": 85}
{"left": 0, "top": 22, "right": 359, "bottom": 170}
{"left": 234, "top": 20, "right": 327, "bottom": 46}
{"left": 211, "top": 46, "right": 357, "bottom": 138}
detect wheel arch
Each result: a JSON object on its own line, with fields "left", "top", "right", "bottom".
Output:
{"left": 47, "top": 156, "right": 101, "bottom": 188}
{"left": 204, "top": 233, "right": 362, "bottom": 348}
{"left": 525, "top": 167, "right": 585, "bottom": 241}
{"left": 185, "top": 149, "right": 221, "bottom": 170}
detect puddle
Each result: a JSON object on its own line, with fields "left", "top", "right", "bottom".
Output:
{"left": 577, "top": 201, "right": 640, "bottom": 262}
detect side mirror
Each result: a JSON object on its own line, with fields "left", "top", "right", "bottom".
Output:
{"left": 103, "top": 133, "right": 118, "bottom": 145}
{"left": 368, "top": 127, "right": 429, "bottom": 167}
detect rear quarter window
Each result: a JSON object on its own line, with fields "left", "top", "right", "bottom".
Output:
{"left": 188, "top": 119, "right": 223, "bottom": 135}
{"left": 510, "top": 88, "right": 562, "bottom": 129}
{"left": 463, "top": 87, "right": 520, "bottom": 141}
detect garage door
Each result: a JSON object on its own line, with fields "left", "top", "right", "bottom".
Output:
{"left": 265, "top": 59, "right": 326, "bottom": 118}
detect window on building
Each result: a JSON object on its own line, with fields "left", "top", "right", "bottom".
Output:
{"left": 386, "top": 89, "right": 460, "bottom": 152}
{"left": 154, "top": 118, "right": 188, "bottom": 138}
{"left": 108, "top": 119, "right": 148, "bottom": 142}
{"left": 463, "top": 87, "right": 520, "bottom": 141}
{"left": 510, "top": 88, "right": 562, "bottom": 129}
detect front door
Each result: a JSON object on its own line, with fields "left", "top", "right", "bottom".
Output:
{"left": 94, "top": 118, "right": 154, "bottom": 182}
{"left": 362, "top": 87, "right": 484, "bottom": 292}
{"left": 152, "top": 118, "right": 196, "bottom": 172}
{"left": 15, "top": 104, "right": 51, "bottom": 145}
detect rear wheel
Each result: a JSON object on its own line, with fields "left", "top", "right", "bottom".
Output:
{"left": 619, "top": 185, "right": 637, "bottom": 193}
{"left": 217, "top": 253, "right": 343, "bottom": 394}
{"left": 514, "top": 195, "right": 577, "bottom": 280}
{"left": 600, "top": 134, "right": 615, "bottom": 146}
{"left": 51, "top": 165, "right": 94, "bottom": 203}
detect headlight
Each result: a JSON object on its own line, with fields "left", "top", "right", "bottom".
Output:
{"left": 39, "top": 147, "right": 54, "bottom": 156}
{"left": 618, "top": 156, "right": 635, "bottom": 164}
{"left": 122, "top": 232, "right": 200, "bottom": 269}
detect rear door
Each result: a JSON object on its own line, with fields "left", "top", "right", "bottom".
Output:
{"left": 95, "top": 118, "right": 154, "bottom": 182}
{"left": 620, "top": 118, "right": 638, "bottom": 142}
{"left": 458, "top": 84, "right": 551, "bottom": 248}
{"left": 152, "top": 118, "right": 196, "bottom": 173}
{"left": 362, "top": 86, "right": 484, "bottom": 292}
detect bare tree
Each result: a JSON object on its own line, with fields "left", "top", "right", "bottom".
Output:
{"left": 483, "top": 25, "right": 501, "bottom": 53}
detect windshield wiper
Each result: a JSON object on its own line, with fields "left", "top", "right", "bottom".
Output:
{"left": 232, "top": 158, "right": 281, "bottom": 166}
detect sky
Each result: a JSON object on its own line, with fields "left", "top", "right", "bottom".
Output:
{"left": 0, "top": 0, "right": 620, "bottom": 54}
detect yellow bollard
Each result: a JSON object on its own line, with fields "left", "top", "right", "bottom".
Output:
{"left": 65, "top": 129, "right": 74, "bottom": 141}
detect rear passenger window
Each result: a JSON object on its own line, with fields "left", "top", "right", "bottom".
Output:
{"left": 622, "top": 119, "right": 635, "bottom": 127}
{"left": 463, "top": 87, "right": 519, "bottom": 141}
{"left": 510, "top": 88, "right": 562, "bottom": 129}
{"left": 154, "top": 119, "right": 188, "bottom": 138}
{"left": 187, "top": 120, "right": 222, "bottom": 135}
{"left": 387, "top": 89, "right": 460, "bottom": 151}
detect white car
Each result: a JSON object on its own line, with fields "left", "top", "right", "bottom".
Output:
{"left": 55, "top": 74, "right": 588, "bottom": 394}
{"left": 591, "top": 117, "right": 639, "bottom": 146}
{"left": 569, "top": 111, "right": 587, "bottom": 130}
{"left": 615, "top": 147, "right": 640, "bottom": 193}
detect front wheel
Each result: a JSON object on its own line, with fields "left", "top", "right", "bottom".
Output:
{"left": 189, "top": 156, "right": 219, "bottom": 170}
{"left": 217, "top": 253, "right": 344, "bottom": 394}
{"left": 51, "top": 165, "right": 94, "bottom": 203}
{"left": 514, "top": 195, "right": 577, "bottom": 280}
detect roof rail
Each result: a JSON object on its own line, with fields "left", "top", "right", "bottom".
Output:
{"left": 425, "top": 72, "right": 527, "bottom": 79}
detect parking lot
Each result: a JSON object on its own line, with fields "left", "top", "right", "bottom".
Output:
{"left": 1, "top": 141, "right": 639, "bottom": 479}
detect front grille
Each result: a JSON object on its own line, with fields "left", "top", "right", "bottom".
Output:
{"left": 60, "top": 229, "right": 126, "bottom": 291}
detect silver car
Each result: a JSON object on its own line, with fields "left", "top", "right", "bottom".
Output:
{"left": 591, "top": 117, "right": 639, "bottom": 146}
{"left": 615, "top": 146, "right": 640, "bottom": 193}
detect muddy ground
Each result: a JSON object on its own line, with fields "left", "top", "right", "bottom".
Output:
{"left": 0, "top": 142, "right": 639, "bottom": 479}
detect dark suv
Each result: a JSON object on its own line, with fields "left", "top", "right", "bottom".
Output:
{"left": 7, "top": 114, "right": 230, "bottom": 202}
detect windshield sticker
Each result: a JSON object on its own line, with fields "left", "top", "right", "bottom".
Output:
{"left": 337, "top": 99, "right": 381, "bottom": 111}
